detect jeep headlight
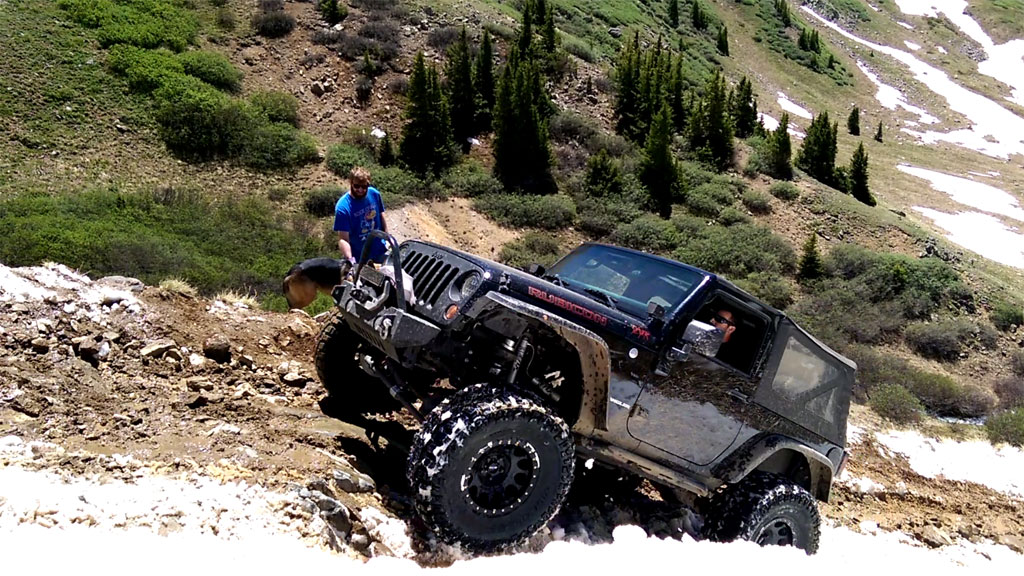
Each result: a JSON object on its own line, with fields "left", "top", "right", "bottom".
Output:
{"left": 450, "top": 271, "right": 482, "bottom": 302}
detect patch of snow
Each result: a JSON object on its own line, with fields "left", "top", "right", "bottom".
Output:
{"left": 371, "top": 127, "right": 386, "bottom": 139}
{"left": 856, "top": 61, "right": 939, "bottom": 124}
{"left": 937, "top": 46, "right": 947, "bottom": 54}
{"left": 898, "top": 21, "right": 915, "bottom": 30}
{"left": 894, "top": 0, "right": 1024, "bottom": 107}
{"left": 913, "top": 207, "right": 1024, "bottom": 268}
{"left": 803, "top": 6, "right": 1024, "bottom": 159}
{"left": 897, "top": 164, "right": 1024, "bottom": 221}
{"left": 875, "top": 430, "right": 1024, "bottom": 498}
{"left": 776, "top": 92, "right": 813, "bottom": 119}
{"left": 838, "top": 473, "right": 886, "bottom": 495}
{"left": 904, "top": 41, "right": 921, "bottom": 51}
{"left": 758, "top": 112, "right": 780, "bottom": 131}
{"left": 867, "top": 3, "right": 880, "bottom": 12}
{"left": 846, "top": 423, "right": 865, "bottom": 445}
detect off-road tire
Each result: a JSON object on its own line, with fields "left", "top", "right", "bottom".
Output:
{"left": 704, "top": 472, "right": 820, "bottom": 554}
{"left": 408, "top": 386, "right": 575, "bottom": 552}
{"left": 314, "top": 309, "right": 396, "bottom": 413}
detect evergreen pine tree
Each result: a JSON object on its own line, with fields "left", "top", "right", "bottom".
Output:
{"left": 377, "top": 133, "right": 396, "bottom": 167}
{"left": 797, "top": 111, "right": 839, "bottom": 186}
{"left": 668, "top": 58, "right": 689, "bottom": 134}
{"left": 399, "top": 52, "right": 457, "bottom": 176}
{"left": 874, "top": 120, "right": 883, "bottom": 142}
{"left": 798, "top": 233, "right": 824, "bottom": 282}
{"left": 541, "top": 4, "right": 557, "bottom": 54}
{"left": 717, "top": 25, "right": 729, "bottom": 56}
{"left": 446, "top": 27, "right": 476, "bottom": 152}
{"left": 847, "top": 106, "right": 860, "bottom": 136}
{"left": 849, "top": 142, "right": 875, "bottom": 206}
{"left": 614, "top": 34, "right": 643, "bottom": 141}
{"left": 492, "top": 49, "right": 556, "bottom": 194}
{"left": 798, "top": 28, "right": 810, "bottom": 51}
{"left": 767, "top": 113, "right": 793, "bottom": 180}
{"left": 668, "top": 0, "right": 679, "bottom": 28}
{"left": 640, "top": 104, "right": 678, "bottom": 219}
{"left": 730, "top": 76, "right": 757, "bottom": 138}
{"left": 687, "top": 72, "right": 734, "bottom": 171}
{"left": 474, "top": 30, "right": 496, "bottom": 133}
{"left": 776, "top": 0, "right": 791, "bottom": 27}
{"left": 518, "top": 1, "right": 533, "bottom": 56}
{"left": 691, "top": 0, "right": 707, "bottom": 31}
{"left": 584, "top": 149, "right": 623, "bottom": 198}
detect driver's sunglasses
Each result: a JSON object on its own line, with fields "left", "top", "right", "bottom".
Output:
{"left": 712, "top": 314, "right": 734, "bottom": 327}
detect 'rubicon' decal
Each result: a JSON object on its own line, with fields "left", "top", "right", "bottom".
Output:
{"left": 528, "top": 286, "right": 609, "bottom": 326}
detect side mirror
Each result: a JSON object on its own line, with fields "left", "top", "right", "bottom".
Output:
{"left": 647, "top": 301, "right": 666, "bottom": 320}
{"left": 671, "top": 319, "right": 723, "bottom": 361}
{"left": 527, "top": 263, "right": 546, "bottom": 277}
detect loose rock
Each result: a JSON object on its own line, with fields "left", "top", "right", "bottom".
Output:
{"left": 203, "top": 334, "right": 232, "bottom": 363}
{"left": 140, "top": 339, "right": 176, "bottom": 359}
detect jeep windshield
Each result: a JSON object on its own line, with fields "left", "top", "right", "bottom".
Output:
{"left": 545, "top": 244, "right": 705, "bottom": 319}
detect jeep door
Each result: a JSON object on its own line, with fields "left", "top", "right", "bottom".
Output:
{"left": 626, "top": 292, "right": 769, "bottom": 466}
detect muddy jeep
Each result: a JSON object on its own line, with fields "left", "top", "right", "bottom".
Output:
{"left": 316, "top": 232, "right": 854, "bottom": 553}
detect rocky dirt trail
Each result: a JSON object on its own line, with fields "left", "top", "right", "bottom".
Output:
{"left": 1, "top": 262, "right": 1021, "bottom": 566}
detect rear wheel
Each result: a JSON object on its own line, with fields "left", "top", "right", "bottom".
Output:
{"left": 314, "top": 309, "right": 397, "bottom": 414}
{"left": 704, "top": 472, "right": 821, "bottom": 554}
{"left": 408, "top": 386, "right": 575, "bottom": 552}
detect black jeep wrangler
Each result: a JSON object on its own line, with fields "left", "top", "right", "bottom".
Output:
{"left": 316, "top": 232, "right": 854, "bottom": 554}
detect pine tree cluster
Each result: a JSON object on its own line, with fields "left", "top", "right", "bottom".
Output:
{"left": 691, "top": 1, "right": 709, "bottom": 31}
{"left": 796, "top": 111, "right": 839, "bottom": 187}
{"left": 775, "top": 0, "right": 791, "bottom": 27}
{"left": 798, "top": 27, "right": 821, "bottom": 53}
{"left": 847, "top": 106, "right": 860, "bottom": 136}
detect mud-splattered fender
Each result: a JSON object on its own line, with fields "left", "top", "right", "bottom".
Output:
{"left": 464, "top": 292, "right": 611, "bottom": 433}
{"left": 711, "top": 434, "right": 837, "bottom": 501}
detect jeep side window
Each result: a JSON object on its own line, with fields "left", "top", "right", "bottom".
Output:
{"left": 694, "top": 295, "right": 769, "bottom": 376}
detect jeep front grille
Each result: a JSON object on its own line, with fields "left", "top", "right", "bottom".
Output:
{"left": 403, "top": 250, "right": 461, "bottom": 307}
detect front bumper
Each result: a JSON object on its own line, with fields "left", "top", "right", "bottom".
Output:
{"left": 332, "top": 279, "right": 441, "bottom": 360}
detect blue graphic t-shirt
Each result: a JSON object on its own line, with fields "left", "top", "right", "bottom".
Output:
{"left": 333, "top": 187, "right": 387, "bottom": 263}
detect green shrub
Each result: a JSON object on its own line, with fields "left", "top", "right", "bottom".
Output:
{"left": 718, "top": 206, "right": 751, "bottom": 226}
{"left": 483, "top": 22, "right": 515, "bottom": 41}
{"left": 240, "top": 122, "right": 319, "bottom": 171}
{"left": 869, "top": 383, "right": 923, "bottom": 424}
{"left": 549, "top": 111, "right": 599, "bottom": 144}
{"left": 267, "top": 186, "right": 291, "bottom": 202}
{"left": 473, "top": 194, "right": 577, "bottom": 230}
{"left": 252, "top": 10, "right": 295, "bottom": 38}
{"left": 985, "top": 409, "right": 1024, "bottom": 446}
{"left": 443, "top": 164, "right": 503, "bottom": 197}
{"left": 576, "top": 197, "right": 643, "bottom": 237}
{"left": 248, "top": 91, "right": 300, "bottom": 126}
{"left": 735, "top": 272, "right": 794, "bottom": 309}
{"left": 326, "top": 144, "right": 373, "bottom": 177}
{"left": 904, "top": 372, "right": 994, "bottom": 418}
{"left": 677, "top": 160, "right": 717, "bottom": 192}
{"left": 371, "top": 165, "right": 433, "bottom": 204}
{"left": 0, "top": 189, "right": 320, "bottom": 296}
{"left": 792, "top": 280, "right": 903, "bottom": 346}
{"left": 684, "top": 181, "right": 736, "bottom": 217}
{"left": 304, "top": 185, "right": 342, "bottom": 217}
{"left": 741, "top": 190, "right": 772, "bottom": 214}
{"left": 770, "top": 181, "right": 799, "bottom": 201}
{"left": 1012, "top": 350, "right": 1024, "bottom": 377}
{"left": 152, "top": 75, "right": 239, "bottom": 158}
{"left": 317, "top": 0, "right": 348, "bottom": 24}
{"left": 59, "top": 0, "right": 199, "bottom": 51}
{"left": 562, "top": 37, "right": 597, "bottom": 63}
{"left": 825, "top": 244, "right": 973, "bottom": 317}
{"left": 673, "top": 224, "right": 796, "bottom": 278}
{"left": 905, "top": 319, "right": 993, "bottom": 362}
{"left": 499, "top": 232, "right": 563, "bottom": 270}
{"left": 994, "top": 377, "right": 1024, "bottom": 409}
{"left": 905, "top": 321, "right": 965, "bottom": 361}
{"left": 610, "top": 216, "right": 680, "bottom": 253}
{"left": 177, "top": 50, "right": 243, "bottom": 92}
{"left": 107, "top": 44, "right": 184, "bottom": 93}
{"left": 216, "top": 7, "right": 236, "bottom": 31}
{"left": 991, "top": 301, "right": 1024, "bottom": 331}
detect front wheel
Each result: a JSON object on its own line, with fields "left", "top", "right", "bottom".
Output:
{"left": 704, "top": 472, "right": 821, "bottom": 554}
{"left": 408, "top": 386, "right": 575, "bottom": 552}
{"left": 314, "top": 309, "right": 397, "bottom": 414}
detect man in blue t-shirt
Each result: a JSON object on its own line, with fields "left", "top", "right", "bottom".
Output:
{"left": 334, "top": 166, "right": 388, "bottom": 265}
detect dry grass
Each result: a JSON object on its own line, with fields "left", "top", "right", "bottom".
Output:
{"left": 158, "top": 278, "right": 198, "bottom": 298}
{"left": 215, "top": 289, "right": 259, "bottom": 308}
